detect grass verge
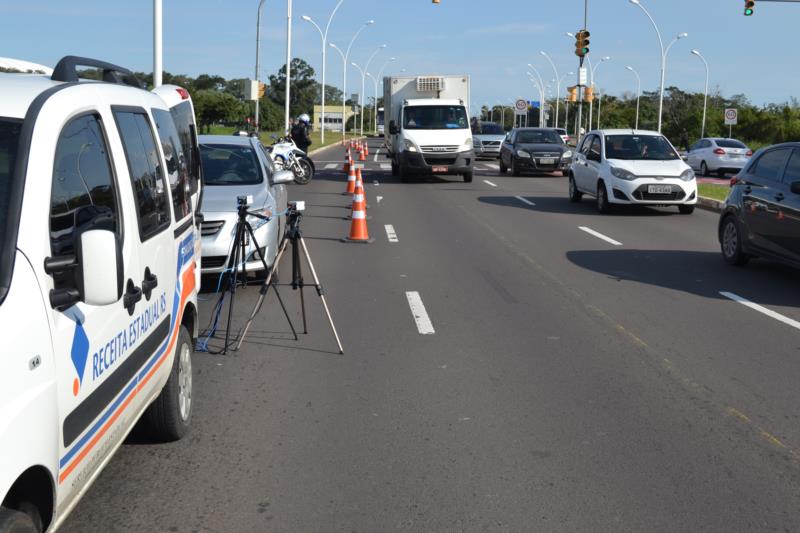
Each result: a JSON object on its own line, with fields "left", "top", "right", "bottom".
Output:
{"left": 698, "top": 183, "right": 730, "bottom": 202}
{"left": 204, "top": 125, "right": 361, "bottom": 152}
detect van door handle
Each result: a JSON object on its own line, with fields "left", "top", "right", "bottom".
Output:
{"left": 142, "top": 267, "right": 158, "bottom": 300}
{"left": 123, "top": 279, "right": 142, "bottom": 315}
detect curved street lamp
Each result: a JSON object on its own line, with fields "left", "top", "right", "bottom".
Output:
{"left": 539, "top": 51, "right": 562, "bottom": 128}
{"left": 625, "top": 65, "right": 642, "bottom": 130}
{"left": 372, "top": 57, "right": 396, "bottom": 132}
{"left": 587, "top": 55, "right": 610, "bottom": 130}
{"left": 359, "top": 44, "right": 387, "bottom": 135}
{"left": 526, "top": 63, "right": 546, "bottom": 125}
{"left": 330, "top": 20, "right": 374, "bottom": 138}
{"left": 691, "top": 49, "right": 709, "bottom": 139}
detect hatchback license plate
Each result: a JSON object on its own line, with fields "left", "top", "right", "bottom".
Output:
{"left": 648, "top": 185, "right": 672, "bottom": 194}
{"left": 432, "top": 166, "right": 448, "bottom": 173}
{"left": 539, "top": 158, "right": 555, "bottom": 165}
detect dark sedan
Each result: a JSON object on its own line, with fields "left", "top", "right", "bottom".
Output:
{"left": 499, "top": 128, "right": 573, "bottom": 177}
{"left": 719, "top": 142, "right": 800, "bottom": 268}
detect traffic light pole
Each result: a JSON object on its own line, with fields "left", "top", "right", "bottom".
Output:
{"left": 575, "top": 0, "right": 588, "bottom": 144}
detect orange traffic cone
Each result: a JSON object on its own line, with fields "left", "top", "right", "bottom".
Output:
{"left": 359, "top": 148, "right": 366, "bottom": 162}
{"left": 343, "top": 174, "right": 373, "bottom": 243}
{"left": 342, "top": 153, "right": 350, "bottom": 174}
{"left": 343, "top": 164, "right": 357, "bottom": 195}
{"left": 364, "top": 142, "right": 369, "bottom": 157}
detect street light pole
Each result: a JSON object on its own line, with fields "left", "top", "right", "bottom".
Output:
{"left": 351, "top": 61, "right": 365, "bottom": 135}
{"left": 526, "top": 64, "right": 546, "bottom": 125}
{"left": 301, "top": 0, "right": 344, "bottom": 145}
{"left": 284, "top": 0, "right": 293, "bottom": 133}
{"left": 366, "top": 72, "right": 378, "bottom": 134}
{"left": 691, "top": 49, "right": 709, "bottom": 139}
{"left": 587, "top": 56, "right": 610, "bottom": 132}
{"left": 153, "top": 0, "right": 162, "bottom": 88}
{"left": 339, "top": 21, "right": 374, "bottom": 139}
{"left": 625, "top": 65, "right": 641, "bottom": 130}
{"left": 360, "top": 44, "right": 387, "bottom": 136}
{"left": 540, "top": 51, "right": 561, "bottom": 128}
{"left": 526, "top": 74, "right": 545, "bottom": 126}
{"left": 254, "top": 0, "right": 267, "bottom": 130}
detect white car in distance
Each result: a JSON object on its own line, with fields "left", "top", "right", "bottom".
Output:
{"left": 569, "top": 129, "right": 698, "bottom": 214}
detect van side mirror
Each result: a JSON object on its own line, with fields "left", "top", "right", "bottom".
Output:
{"left": 79, "top": 230, "right": 123, "bottom": 306}
{"left": 791, "top": 181, "right": 800, "bottom": 195}
{"left": 389, "top": 121, "right": 398, "bottom": 135}
{"left": 272, "top": 169, "right": 295, "bottom": 185}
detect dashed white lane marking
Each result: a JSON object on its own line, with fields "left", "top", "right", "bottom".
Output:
{"left": 373, "top": 148, "right": 380, "bottom": 162}
{"left": 483, "top": 180, "right": 498, "bottom": 187}
{"left": 376, "top": 196, "right": 384, "bottom": 204}
{"left": 324, "top": 163, "right": 337, "bottom": 169}
{"left": 373, "top": 180, "right": 380, "bottom": 186}
{"left": 578, "top": 226, "right": 623, "bottom": 246}
{"left": 515, "top": 196, "right": 536, "bottom": 206}
{"left": 406, "top": 291, "right": 435, "bottom": 335}
{"left": 384, "top": 224, "right": 398, "bottom": 242}
{"left": 720, "top": 292, "right": 800, "bottom": 331}
{"left": 485, "top": 163, "right": 499, "bottom": 169}
{"left": 380, "top": 163, "right": 392, "bottom": 170}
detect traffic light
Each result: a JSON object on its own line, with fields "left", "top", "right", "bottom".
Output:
{"left": 567, "top": 86, "right": 578, "bottom": 103}
{"left": 584, "top": 85, "right": 595, "bottom": 103}
{"left": 432, "top": 0, "right": 440, "bottom": 3}
{"left": 258, "top": 82, "right": 266, "bottom": 98}
{"left": 744, "top": 0, "right": 755, "bottom": 15}
{"left": 575, "top": 30, "right": 590, "bottom": 58}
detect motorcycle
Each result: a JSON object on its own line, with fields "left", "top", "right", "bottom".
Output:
{"left": 267, "top": 135, "right": 315, "bottom": 185}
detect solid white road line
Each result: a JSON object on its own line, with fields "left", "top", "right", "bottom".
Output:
{"left": 515, "top": 196, "right": 536, "bottom": 206}
{"left": 406, "top": 291, "right": 435, "bottom": 335}
{"left": 373, "top": 148, "right": 380, "bottom": 162}
{"left": 483, "top": 180, "right": 498, "bottom": 187}
{"left": 384, "top": 224, "right": 398, "bottom": 242}
{"left": 720, "top": 292, "right": 800, "bottom": 331}
{"left": 578, "top": 226, "right": 623, "bottom": 246}
{"left": 376, "top": 196, "right": 384, "bottom": 204}
{"left": 324, "top": 163, "right": 337, "bottom": 169}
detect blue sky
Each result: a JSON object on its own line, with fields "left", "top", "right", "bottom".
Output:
{"left": 2, "top": 0, "right": 797, "bottom": 108}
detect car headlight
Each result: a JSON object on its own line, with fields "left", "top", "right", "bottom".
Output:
{"left": 516, "top": 149, "right": 531, "bottom": 158}
{"left": 463, "top": 138, "right": 473, "bottom": 150}
{"left": 404, "top": 140, "right": 418, "bottom": 153}
{"left": 610, "top": 166, "right": 637, "bottom": 181}
{"left": 247, "top": 207, "right": 272, "bottom": 231}
{"left": 680, "top": 168, "right": 696, "bottom": 182}
{"left": 562, "top": 150, "right": 573, "bottom": 159}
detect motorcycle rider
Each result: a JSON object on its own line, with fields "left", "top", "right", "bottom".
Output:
{"left": 291, "top": 113, "right": 312, "bottom": 153}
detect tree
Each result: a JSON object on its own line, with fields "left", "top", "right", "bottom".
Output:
{"left": 268, "top": 58, "right": 318, "bottom": 119}
{"left": 193, "top": 90, "right": 244, "bottom": 132}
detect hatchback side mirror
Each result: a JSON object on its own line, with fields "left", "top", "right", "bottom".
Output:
{"left": 791, "top": 181, "right": 800, "bottom": 195}
{"left": 272, "top": 169, "right": 295, "bottom": 185}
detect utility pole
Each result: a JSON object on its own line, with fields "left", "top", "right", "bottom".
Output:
{"left": 153, "top": 0, "right": 162, "bottom": 87}
{"left": 254, "top": 0, "right": 266, "bottom": 131}
{"left": 284, "top": 0, "right": 293, "bottom": 133}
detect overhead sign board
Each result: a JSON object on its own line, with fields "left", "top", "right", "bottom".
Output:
{"left": 724, "top": 108, "right": 738, "bottom": 126}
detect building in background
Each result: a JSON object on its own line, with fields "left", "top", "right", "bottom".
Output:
{"left": 313, "top": 104, "right": 355, "bottom": 131}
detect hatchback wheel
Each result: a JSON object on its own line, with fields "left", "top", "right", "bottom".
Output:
{"left": 569, "top": 175, "right": 583, "bottom": 203}
{"left": 720, "top": 216, "right": 749, "bottom": 266}
{"left": 597, "top": 182, "right": 612, "bottom": 214}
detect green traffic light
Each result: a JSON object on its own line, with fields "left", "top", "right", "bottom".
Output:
{"left": 745, "top": 8, "right": 753, "bottom": 15}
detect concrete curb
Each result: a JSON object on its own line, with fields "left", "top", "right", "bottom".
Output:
{"left": 697, "top": 196, "right": 724, "bottom": 213}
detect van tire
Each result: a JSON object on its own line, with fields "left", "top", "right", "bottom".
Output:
{"left": 0, "top": 507, "right": 39, "bottom": 533}
{"left": 146, "top": 325, "right": 193, "bottom": 442}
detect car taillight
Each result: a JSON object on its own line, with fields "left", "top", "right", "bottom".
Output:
{"left": 176, "top": 87, "right": 190, "bottom": 100}
{"left": 730, "top": 175, "right": 740, "bottom": 187}
{"left": 746, "top": 150, "right": 753, "bottom": 156}
{"left": 713, "top": 148, "right": 725, "bottom": 155}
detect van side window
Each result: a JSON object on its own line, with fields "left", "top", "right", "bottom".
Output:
{"left": 50, "top": 114, "right": 120, "bottom": 265}
{"left": 152, "top": 109, "right": 191, "bottom": 222}
{"left": 169, "top": 101, "right": 200, "bottom": 194}
{"left": 114, "top": 110, "right": 171, "bottom": 240}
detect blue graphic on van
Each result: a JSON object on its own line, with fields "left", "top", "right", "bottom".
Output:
{"left": 71, "top": 320, "right": 89, "bottom": 385}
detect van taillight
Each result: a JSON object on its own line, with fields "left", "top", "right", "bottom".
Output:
{"left": 176, "top": 87, "right": 190, "bottom": 100}
{"left": 713, "top": 148, "right": 725, "bottom": 155}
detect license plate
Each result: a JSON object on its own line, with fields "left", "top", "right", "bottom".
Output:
{"left": 432, "top": 166, "right": 448, "bottom": 173}
{"left": 539, "top": 158, "right": 555, "bottom": 165}
{"left": 648, "top": 185, "right": 672, "bottom": 194}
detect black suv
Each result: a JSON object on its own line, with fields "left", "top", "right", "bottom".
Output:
{"left": 719, "top": 142, "right": 800, "bottom": 267}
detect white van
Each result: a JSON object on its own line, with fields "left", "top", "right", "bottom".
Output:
{"left": 0, "top": 56, "right": 200, "bottom": 532}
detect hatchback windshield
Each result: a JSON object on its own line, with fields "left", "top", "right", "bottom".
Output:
{"left": 716, "top": 139, "right": 747, "bottom": 149}
{"left": 480, "top": 123, "right": 505, "bottom": 135}
{"left": 404, "top": 105, "right": 468, "bottom": 130}
{"left": 0, "top": 119, "right": 21, "bottom": 249}
{"left": 517, "top": 130, "right": 562, "bottom": 144}
{"left": 200, "top": 144, "right": 263, "bottom": 185}
{"left": 604, "top": 134, "right": 679, "bottom": 161}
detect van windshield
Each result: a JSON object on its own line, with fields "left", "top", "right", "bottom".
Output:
{"left": 0, "top": 119, "right": 21, "bottom": 250}
{"left": 605, "top": 134, "right": 679, "bottom": 161}
{"left": 404, "top": 105, "right": 468, "bottom": 130}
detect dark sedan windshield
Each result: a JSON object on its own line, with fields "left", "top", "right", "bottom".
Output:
{"left": 404, "top": 105, "right": 468, "bottom": 130}
{"left": 517, "top": 130, "right": 562, "bottom": 144}
{"left": 200, "top": 144, "right": 263, "bottom": 185}
{"left": 605, "top": 134, "right": 679, "bottom": 161}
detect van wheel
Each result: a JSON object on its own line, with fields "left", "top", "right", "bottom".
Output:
{"left": 0, "top": 507, "right": 39, "bottom": 533}
{"left": 463, "top": 171, "right": 473, "bottom": 183}
{"left": 146, "top": 325, "right": 193, "bottom": 441}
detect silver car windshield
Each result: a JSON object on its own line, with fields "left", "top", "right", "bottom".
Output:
{"left": 200, "top": 144, "right": 263, "bottom": 185}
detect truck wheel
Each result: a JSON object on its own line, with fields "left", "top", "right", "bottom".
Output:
{"left": 463, "top": 171, "right": 473, "bottom": 183}
{"left": 145, "top": 325, "right": 193, "bottom": 441}
{"left": 0, "top": 507, "right": 39, "bottom": 533}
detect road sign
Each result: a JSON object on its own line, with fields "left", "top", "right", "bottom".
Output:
{"left": 725, "top": 108, "right": 738, "bottom": 125}
{"left": 578, "top": 67, "right": 588, "bottom": 86}
{"left": 514, "top": 98, "right": 528, "bottom": 116}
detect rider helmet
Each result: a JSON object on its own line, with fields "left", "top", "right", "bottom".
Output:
{"left": 298, "top": 113, "right": 311, "bottom": 124}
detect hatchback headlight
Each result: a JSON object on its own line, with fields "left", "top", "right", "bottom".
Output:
{"left": 562, "top": 150, "right": 573, "bottom": 159}
{"left": 679, "top": 168, "right": 696, "bottom": 181}
{"left": 404, "top": 140, "right": 418, "bottom": 153}
{"left": 610, "top": 166, "right": 637, "bottom": 181}
{"left": 517, "top": 149, "right": 531, "bottom": 158}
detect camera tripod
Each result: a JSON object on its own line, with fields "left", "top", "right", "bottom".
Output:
{"left": 236, "top": 204, "right": 344, "bottom": 354}
{"left": 205, "top": 197, "right": 297, "bottom": 355}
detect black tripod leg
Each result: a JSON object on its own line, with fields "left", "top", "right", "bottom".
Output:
{"left": 291, "top": 233, "right": 309, "bottom": 334}
{"left": 272, "top": 284, "right": 299, "bottom": 341}
{"left": 223, "top": 222, "right": 244, "bottom": 354}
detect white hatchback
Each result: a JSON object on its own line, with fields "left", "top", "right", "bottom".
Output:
{"left": 569, "top": 129, "right": 698, "bottom": 214}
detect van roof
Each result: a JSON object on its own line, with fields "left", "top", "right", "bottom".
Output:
{"left": 0, "top": 73, "right": 63, "bottom": 119}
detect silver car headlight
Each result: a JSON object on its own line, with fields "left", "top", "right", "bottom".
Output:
{"left": 680, "top": 168, "right": 696, "bottom": 182}
{"left": 610, "top": 166, "right": 637, "bottom": 181}
{"left": 517, "top": 149, "right": 531, "bottom": 158}
{"left": 247, "top": 207, "right": 273, "bottom": 231}
{"left": 404, "top": 140, "right": 418, "bottom": 153}
{"left": 562, "top": 150, "right": 573, "bottom": 159}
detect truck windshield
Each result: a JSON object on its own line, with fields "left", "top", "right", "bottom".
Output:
{"left": 404, "top": 105, "right": 468, "bottom": 130}
{"left": 0, "top": 119, "right": 21, "bottom": 251}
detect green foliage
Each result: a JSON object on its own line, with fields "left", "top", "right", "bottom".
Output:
{"left": 192, "top": 90, "right": 246, "bottom": 132}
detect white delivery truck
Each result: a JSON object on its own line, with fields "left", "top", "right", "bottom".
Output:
{"left": 384, "top": 75, "right": 474, "bottom": 182}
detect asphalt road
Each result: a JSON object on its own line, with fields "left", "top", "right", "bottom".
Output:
{"left": 63, "top": 137, "right": 800, "bottom": 532}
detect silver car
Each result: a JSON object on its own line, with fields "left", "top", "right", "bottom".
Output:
{"left": 472, "top": 122, "right": 506, "bottom": 159}
{"left": 687, "top": 137, "right": 752, "bottom": 178}
{"left": 198, "top": 135, "right": 293, "bottom": 278}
